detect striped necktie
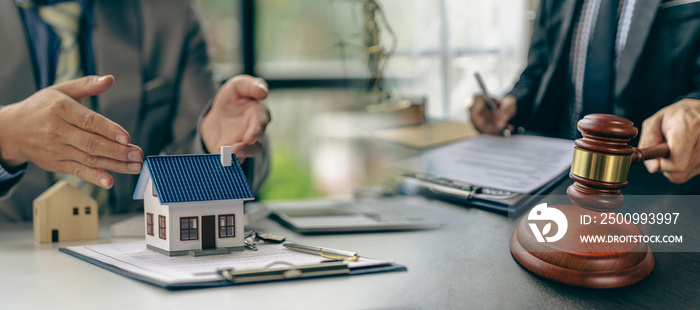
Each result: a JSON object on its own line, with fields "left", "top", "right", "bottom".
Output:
{"left": 39, "top": 1, "right": 110, "bottom": 209}
{"left": 569, "top": 0, "right": 636, "bottom": 138}
{"left": 38, "top": 2, "right": 84, "bottom": 84}
{"left": 581, "top": 0, "right": 620, "bottom": 117}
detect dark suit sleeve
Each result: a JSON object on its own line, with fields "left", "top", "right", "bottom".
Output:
{"left": 0, "top": 162, "right": 27, "bottom": 198}
{"left": 507, "top": 0, "right": 549, "bottom": 125}
{"left": 161, "top": 6, "right": 269, "bottom": 193}
{"left": 676, "top": 51, "right": 700, "bottom": 101}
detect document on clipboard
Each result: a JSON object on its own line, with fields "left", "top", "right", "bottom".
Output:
{"left": 396, "top": 135, "right": 575, "bottom": 214}
{"left": 60, "top": 241, "right": 405, "bottom": 290}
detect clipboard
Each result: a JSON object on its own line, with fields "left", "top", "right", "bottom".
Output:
{"left": 395, "top": 135, "right": 574, "bottom": 215}
{"left": 60, "top": 241, "right": 406, "bottom": 290}
{"left": 397, "top": 170, "right": 569, "bottom": 215}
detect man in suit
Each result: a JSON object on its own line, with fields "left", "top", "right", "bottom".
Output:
{"left": 471, "top": 0, "right": 700, "bottom": 184}
{"left": 0, "top": 0, "right": 270, "bottom": 222}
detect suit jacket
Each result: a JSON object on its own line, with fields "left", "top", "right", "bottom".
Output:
{"left": 0, "top": 0, "right": 268, "bottom": 222}
{"left": 508, "top": 0, "right": 700, "bottom": 137}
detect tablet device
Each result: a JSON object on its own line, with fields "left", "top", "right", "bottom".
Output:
{"left": 263, "top": 196, "right": 444, "bottom": 234}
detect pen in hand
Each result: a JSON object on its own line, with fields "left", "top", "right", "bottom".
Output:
{"left": 474, "top": 72, "right": 514, "bottom": 137}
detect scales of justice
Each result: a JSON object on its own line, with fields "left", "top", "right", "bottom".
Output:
{"left": 511, "top": 114, "right": 669, "bottom": 288}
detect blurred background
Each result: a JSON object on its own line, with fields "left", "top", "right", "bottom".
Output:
{"left": 191, "top": 0, "right": 540, "bottom": 200}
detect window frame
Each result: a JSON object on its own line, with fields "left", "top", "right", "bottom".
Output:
{"left": 158, "top": 215, "right": 166, "bottom": 240}
{"left": 180, "top": 217, "right": 199, "bottom": 241}
{"left": 238, "top": 0, "right": 374, "bottom": 89}
{"left": 218, "top": 214, "right": 235, "bottom": 238}
{"left": 146, "top": 213, "right": 154, "bottom": 236}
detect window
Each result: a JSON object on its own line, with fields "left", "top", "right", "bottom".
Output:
{"left": 73, "top": 207, "right": 78, "bottom": 215}
{"left": 238, "top": 1, "right": 534, "bottom": 202}
{"left": 146, "top": 213, "right": 154, "bottom": 236}
{"left": 152, "top": 183, "right": 157, "bottom": 197}
{"left": 180, "top": 217, "right": 199, "bottom": 241}
{"left": 85, "top": 206, "right": 91, "bottom": 215}
{"left": 158, "top": 215, "right": 166, "bottom": 240}
{"left": 251, "top": 0, "right": 531, "bottom": 118}
{"left": 219, "top": 214, "right": 235, "bottom": 238}
{"left": 372, "top": 0, "right": 531, "bottom": 119}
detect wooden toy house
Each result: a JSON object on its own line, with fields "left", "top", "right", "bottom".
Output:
{"left": 33, "top": 181, "right": 98, "bottom": 243}
{"left": 132, "top": 147, "right": 254, "bottom": 256}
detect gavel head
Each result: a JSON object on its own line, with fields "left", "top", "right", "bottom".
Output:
{"left": 567, "top": 114, "right": 639, "bottom": 211}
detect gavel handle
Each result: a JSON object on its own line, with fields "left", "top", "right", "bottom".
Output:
{"left": 631, "top": 142, "right": 670, "bottom": 163}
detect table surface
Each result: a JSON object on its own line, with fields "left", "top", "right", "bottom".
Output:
{"left": 1, "top": 165, "right": 699, "bottom": 310}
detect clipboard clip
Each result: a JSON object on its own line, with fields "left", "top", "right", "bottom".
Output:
{"left": 218, "top": 261, "right": 350, "bottom": 284}
{"left": 403, "top": 173, "right": 518, "bottom": 200}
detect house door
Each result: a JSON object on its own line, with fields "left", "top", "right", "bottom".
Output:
{"left": 201, "top": 215, "right": 216, "bottom": 249}
{"left": 51, "top": 229, "right": 59, "bottom": 242}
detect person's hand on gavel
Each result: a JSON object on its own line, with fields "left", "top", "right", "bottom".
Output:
{"left": 638, "top": 98, "right": 700, "bottom": 183}
{"left": 469, "top": 94, "right": 517, "bottom": 135}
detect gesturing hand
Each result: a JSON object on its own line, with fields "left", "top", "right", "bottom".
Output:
{"left": 0, "top": 75, "right": 144, "bottom": 189}
{"left": 201, "top": 75, "right": 270, "bottom": 161}
{"left": 638, "top": 98, "right": 700, "bottom": 183}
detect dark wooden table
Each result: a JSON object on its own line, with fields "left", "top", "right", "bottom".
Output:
{"left": 501, "top": 164, "right": 700, "bottom": 308}
{"left": 1, "top": 165, "right": 698, "bottom": 309}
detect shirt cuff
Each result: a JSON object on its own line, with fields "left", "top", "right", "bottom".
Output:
{"left": 0, "top": 162, "right": 27, "bottom": 183}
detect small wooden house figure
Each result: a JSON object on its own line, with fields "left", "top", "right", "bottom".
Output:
{"left": 33, "top": 181, "right": 98, "bottom": 243}
{"left": 132, "top": 146, "right": 254, "bottom": 256}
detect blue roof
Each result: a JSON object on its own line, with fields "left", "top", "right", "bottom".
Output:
{"left": 133, "top": 153, "right": 254, "bottom": 204}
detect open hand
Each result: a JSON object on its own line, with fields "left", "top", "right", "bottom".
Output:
{"left": 201, "top": 75, "right": 270, "bottom": 161}
{"left": 0, "top": 75, "right": 144, "bottom": 189}
{"left": 639, "top": 98, "right": 700, "bottom": 183}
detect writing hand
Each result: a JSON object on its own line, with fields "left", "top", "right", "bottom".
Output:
{"left": 638, "top": 98, "right": 700, "bottom": 183}
{"left": 469, "top": 94, "right": 517, "bottom": 135}
{"left": 0, "top": 75, "right": 144, "bottom": 189}
{"left": 201, "top": 75, "right": 270, "bottom": 161}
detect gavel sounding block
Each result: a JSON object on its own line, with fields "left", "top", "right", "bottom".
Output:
{"left": 511, "top": 204, "right": 654, "bottom": 288}
{"left": 511, "top": 114, "right": 655, "bottom": 289}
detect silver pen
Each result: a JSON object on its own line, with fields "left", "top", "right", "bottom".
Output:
{"left": 474, "top": 72, "right": 512, "bottom": 137}
{"left": 283, "top": 242, "right": 360, "bottom": 262}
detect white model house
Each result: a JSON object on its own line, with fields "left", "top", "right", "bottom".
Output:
{"left": 133, "top": 147, "right": 254, "bottom": 256}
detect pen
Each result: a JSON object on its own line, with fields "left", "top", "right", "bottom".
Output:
{"left": 219, "top": 261, "right": 350, "bottom": 283}
{"left": 474, "top": 72, "right": 512, "bottom": 137}
{"left": 283, "top": 242, "right": 360, "bottom": 262}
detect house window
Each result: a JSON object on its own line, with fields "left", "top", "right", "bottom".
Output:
{"left": 180, "top": 217, "right": 198, "bottom": 241}
{"left": 219, "top": 214, "right": 235, "bottom": 238}
{"left": 152, "top": 183, "right": 157, "bottom": 197}
{"left": 146, "top": 213, "right": 154, "bottom": 236}
{"left": 85, "top": 206, "right": 91, "bottom": 215}
{"left": 158, "top": 215, "right": 166, "bottom": 240}
{"left": 73, "top": 207, "right": 78, "bottom": 215}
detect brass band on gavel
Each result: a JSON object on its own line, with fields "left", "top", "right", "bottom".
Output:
{"left": 570, "top": 148, "right": 632, "bottom": 183}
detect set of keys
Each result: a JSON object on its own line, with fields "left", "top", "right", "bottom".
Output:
{"left": 243, "top": 231, "right": 287, "bottom": 251}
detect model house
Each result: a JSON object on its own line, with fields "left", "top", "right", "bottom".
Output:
{"left": 33, "top": 181, "right": 98, "bottom": 243}
{"left": 132, "top": 146, "right": 254, "bottom": 256}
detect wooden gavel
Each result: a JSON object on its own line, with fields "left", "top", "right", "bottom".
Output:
{"left": 631, "top": 142, "right": 669, "bottom": 162}
{"left": 571, "top": 114, "right": 670, "bottom": 185}
{"left": 512, "top": 114, "right": 661, "bottom": 289}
